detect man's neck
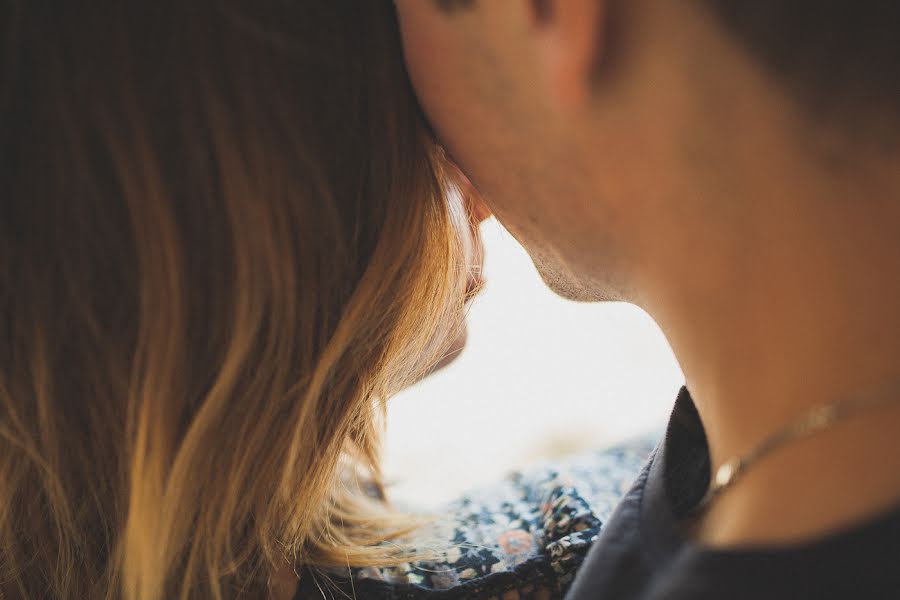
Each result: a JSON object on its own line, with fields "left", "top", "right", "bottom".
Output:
{"left": 643, "top": 173, "right": 900, "bottom": 546}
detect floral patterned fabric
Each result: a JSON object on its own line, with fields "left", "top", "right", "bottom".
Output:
{"left": 295, "top": 436, "right": 658, "bottom": 599}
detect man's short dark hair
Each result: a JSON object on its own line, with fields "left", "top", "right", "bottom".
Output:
{"left": 431, "top": 0, "right": 900, "bottom": 139}
{"left": 706, "top": 1, "right": 900, "bottom": 134}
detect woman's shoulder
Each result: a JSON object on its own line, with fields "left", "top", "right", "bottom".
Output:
{"left": 295, "top": 435, "right": 658, "bottom": 599}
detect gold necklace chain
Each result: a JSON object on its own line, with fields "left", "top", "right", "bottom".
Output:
{"left": 695, "top": 383, "right": 900, "bottom": 512}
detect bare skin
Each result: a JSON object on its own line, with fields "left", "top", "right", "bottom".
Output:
{"left": 393, "top": 0, "right": 900, "bottom": 554}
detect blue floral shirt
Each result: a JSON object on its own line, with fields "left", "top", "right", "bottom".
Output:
{"left": 295, "top": 436, "right": 657, "bottom": 599}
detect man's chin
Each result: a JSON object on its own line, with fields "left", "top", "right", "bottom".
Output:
{"left": 534, "top": 261, "right": 594, "bottom": 302}
{"left": 535, "top": 261, "right": 625, "bottom": 303}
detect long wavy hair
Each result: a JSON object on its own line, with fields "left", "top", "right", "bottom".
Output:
{"left": 0, "top": 2, "right": 469, "bottom": 598}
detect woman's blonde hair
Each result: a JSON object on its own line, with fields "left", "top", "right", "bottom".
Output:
{"left": 0, "top": 1, "right": 468, "bottom": 598}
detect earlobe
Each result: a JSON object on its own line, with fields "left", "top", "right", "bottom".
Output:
{"left": 533, "top": 0, "right": 603, "bottom": 113}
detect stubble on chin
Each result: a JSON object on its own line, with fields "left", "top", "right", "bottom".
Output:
{"left": 532, "top": 252, "right": 631, "bottom": 303}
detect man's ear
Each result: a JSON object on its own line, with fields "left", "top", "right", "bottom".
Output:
{"left": 530, "top": 0, "right": 603, "bottom": 113}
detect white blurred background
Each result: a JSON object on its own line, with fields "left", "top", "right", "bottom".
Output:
{"left": 383, "top": 218, "right": 684, "bottom": 508}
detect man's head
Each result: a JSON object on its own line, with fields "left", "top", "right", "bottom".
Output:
{"left": 394, "top": 0, "right": 900, "bottom": 304}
